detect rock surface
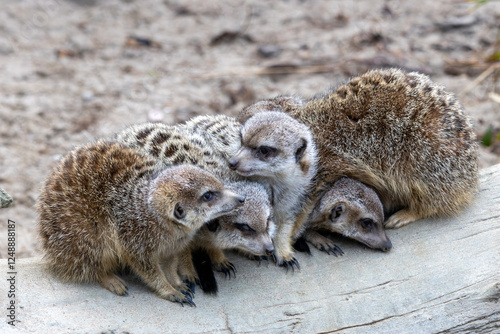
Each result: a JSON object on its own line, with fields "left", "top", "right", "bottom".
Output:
{"left": 1, "top": 164, "right": 499, "bottom": 333}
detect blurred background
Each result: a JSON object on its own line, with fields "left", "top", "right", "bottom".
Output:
{"left": 1, "top": 0, "right": 499, "bottom": 258}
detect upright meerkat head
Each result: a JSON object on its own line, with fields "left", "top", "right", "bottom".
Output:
{"left": 311, "top": 178, "right": 392, "bottom": 252}
{"left": 228, "top": 111, "right": 316, "bottom": 182}
{"left": 148, "top": 165, "right": 245, "bottom": 230}
{"left": 204, "top": 181, "right": 276, "bottom": 256}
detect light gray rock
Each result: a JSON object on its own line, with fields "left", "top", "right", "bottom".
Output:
{"left": 0, "top": 188, "right": 13, "bottom": 208}
{"left": 1, "top": 165, "right": 499, "bottom": 334}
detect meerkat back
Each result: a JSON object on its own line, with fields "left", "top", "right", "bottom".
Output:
{"left": 37, "top": 140, "right": 244, "bottom": 306}
{"left": 303, "top": 69, "right": 478, "bottom": 228}
{"left": 243, "top": 69, "right": 479, "bottom": 230}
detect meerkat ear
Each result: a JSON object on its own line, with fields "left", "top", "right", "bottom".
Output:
{"left": 295, "top": 138, "right": 307, "bottom": 163}
{"left": 173, "top": 203, "right": 186, "bottom": 220}
{"left": 206, "top": 219, "right": 220, "bottom": 232}
{"left": 330, "top": 204, "right": 345, "bottom": 221}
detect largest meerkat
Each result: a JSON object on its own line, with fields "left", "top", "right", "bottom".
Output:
{"left": 240, "top": 68, "right": 479, "bottom": 247}
{"left": 37, "top": 140, "right": 244, "bottom": 306}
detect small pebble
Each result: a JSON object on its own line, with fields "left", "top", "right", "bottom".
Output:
{"left": 82, "top": 91, "right": 94, "bottom": 101}
{"left": 258, "top": 44, "right": 281, "bottom": 58}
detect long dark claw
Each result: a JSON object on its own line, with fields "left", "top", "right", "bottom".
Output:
{"left": 184, "top": 279, "right": 196, "bottom": 294}
{"left": 174, "top": 296, "right": 184, "bottom": 307}
{"left": 229, "top": 262, "right": 237, "bottom": 275}
{"left": 185, "top": 299, "right": 196, "bottom": 307}
{"left": 334, "top": 245, "right": 344, "bottom": 256}
{"left": 271, "top": 254, "right": 277, "bottom": 263}
{"left": 280, "top": 257, "right": 300, "bottom": 272}
{"left": 181, "top": 290, "right": 193, "bottom": 299}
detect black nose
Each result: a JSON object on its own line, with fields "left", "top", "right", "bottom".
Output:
{"left": 228, "top": 158, "right": 239, "bottom": 170}
{"left": 237, "top": 196, "right": 245, "bottom": 204}
{"left": 382, "top": 240, "right": 392, "bottom": 252}
{"left": 265, "top": 248, "right": 274, "bottom": 256}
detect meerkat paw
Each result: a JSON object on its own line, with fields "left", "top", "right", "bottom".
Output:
{"left": 304, "top": 231, "right": 343, "bottom": 257}
{"left": 384, "top": 209, "right": 421, "bottom": 229}
{"left": 176, "top": 281, "right": 195, "bottom": 300}
{"left": 158, "top": 289, "right": 196, "bottom": 307}
{"left": 182, "top": 279, "right": 196, "bottom": 295}
{"left": 273, "top": 251, "right": 300, "bottom": 272}
{"left": 214, "top": 260, "right": 237, "bottom": 279}
{"left": 279, "top": 256, "right": 301, "bottom": 272}
{"left": 99, "top": 273, "right": 129, "bottom": 296}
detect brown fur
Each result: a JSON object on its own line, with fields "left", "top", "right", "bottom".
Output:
{"left": 37, "top": 140, "right": 243, "bottom": 304}
{"left": 241, "top": 68, "right": 479, "bottom": 234}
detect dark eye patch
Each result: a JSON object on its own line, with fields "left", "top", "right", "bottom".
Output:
{"left": 201, "top": 191, "right": 216, "bottom": 202}
{"left": 359, "top": 218, "right": 374, "bottom": 231}
{"left": 255, "top": 146, "right": 277, "bottom": 160}
{"left": 234, "top": 223, "right": 255, "bottom": 234}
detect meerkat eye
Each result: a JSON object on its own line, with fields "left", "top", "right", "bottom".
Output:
{"left": 234, "top": 223, "right": 254, "bottom": 233}
{"left": 359, "top": 218, "right": 374, "bottom": 231}
{"left": 201, "top": 191, "right": 216, "bottom": 202}
{"left": 256, "top": 146, "right": 277, "bottom": 159}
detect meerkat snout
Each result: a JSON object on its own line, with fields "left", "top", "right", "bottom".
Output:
{"left": 228, "top": 158, "right": 239, "bottom": 170}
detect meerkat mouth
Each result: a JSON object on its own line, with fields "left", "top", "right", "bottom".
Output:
{"left": 235, "top": 168, "right": 255, "bottom": 176}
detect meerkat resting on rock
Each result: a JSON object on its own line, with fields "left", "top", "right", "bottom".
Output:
{"left": 37, "top": 140, "right": 244, "bottom": 306}
{"left": 304, "top": 177, "right": 392, "bottom": 252}
{"left": 229, "top": 111, "right": 319, "bottom": 270}
{"left": 240, "top": 68, "right": 479, "bottom": 252}
{"left": 114, "top": 120, "right": 275, "bottom": 288}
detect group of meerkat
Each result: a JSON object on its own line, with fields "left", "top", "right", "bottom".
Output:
{"left": 37, "top": 68, "right": 479, "bottom": 307}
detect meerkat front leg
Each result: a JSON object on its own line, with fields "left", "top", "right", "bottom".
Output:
{"left": 163, "top": 254, "right": 195, "bottom": 301}
{"left": 303, "top": 229, "right": 344, "bottom": 256}
{"left": 129, "top": 257, "right": 195, "bottom": 307}
{"left": 176, "top": 248, "right": 198, "bottom": 294}
{"left": 384, "top": 209, "right": 423, "bottom": 229}
{"left": 273, "top": 221, "right": 300, "bottom": 271}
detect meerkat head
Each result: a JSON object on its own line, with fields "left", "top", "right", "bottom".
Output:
{"left": 228, "top": 111, "right": 316, "bottom": 181}
{"left": 238, "top": 96, "right": 304, "bottom": 124}
{"left": 311, "top": 178, "right": 392, "bottom": 252}
{"left": 148, "top": 165, "right": 245, "bottom": 230}
{"left": 204, "top": 181, "right": 276, "bottom": 256}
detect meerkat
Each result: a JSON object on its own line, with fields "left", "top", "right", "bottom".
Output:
{"left": 228, "top": 111, "right": 318, "bottom": 270}
{"left": 113, "top": 121, "right": 275, "bottom": 282}
{"left": 304, "top": 177, "right": 392, "bottom": 253}
{"left": 37, "top": 140, "right": 244, "bottom": 306}
{"left": 191, "top": 180, "right": 276, "bottom": 294}
{"left": 239, "top": 68, "right": 479, "bottom": 250}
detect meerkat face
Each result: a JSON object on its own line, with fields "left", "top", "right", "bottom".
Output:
{"left": 312, "top": 178, "right": 392, "bottom": 252}
{"left": 229, "top": 112, "right": 311, "bottom": 178}
{"left": 206, "top": 182, "right": 276, "bottom": 256}
{"left": 207, "top": 210, "right": 276, "bottom": 256}
{"left": 149, "top": 165, "right": 245, "bottom": 230}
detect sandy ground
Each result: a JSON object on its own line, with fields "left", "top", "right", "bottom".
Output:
{"left": 1, "top": 0, "right": 499, "bottom": 259}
